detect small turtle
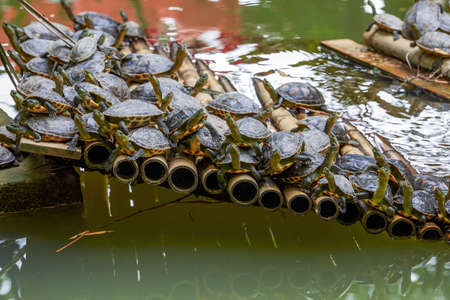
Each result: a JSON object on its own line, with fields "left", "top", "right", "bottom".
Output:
{"left": 216, "top": 144, "right": 261, "bottom": 189}
{"left": 0, "top": 146, "right": 16, "bottom": 169}
{"left": 74, "top": 83, "right": 121, "bottom": 111}
{"left": 0, "top": 126, "right": 16, "bottom": 148}
{"left": 23, "top": 89, "right": 74, "bottom": 117}
{"left": 263, "top": 80, "right": 326, "bottom": 110}
{"left": 220, "top": 114, "right": 271, "bottom": 158}
{"left": 119, "top": 44, "right": 186, "bottom": 81}
{"left": 73, "top": 29, "right": 116, "bottom": 47}
{"left": 395, "top": 181, "right": 434, "bottom": 224}
{"left": 416, "top": 31, "right": 450, "bottom": 57}
{"left": 295, "top": 115, "right": 354, "bottom": 146}
{"left": 412, "top": 174, "right": 449, "bottom": 194}
{"left": 9, "top": 52, "right": 53, "bottom": 78}
{"left": 262, "top": 131, "right": 311, "bottom": 175}
{"left": 402, "top": 0, "right": 442, "bottom": 41}
{"left": 166, "top": 107, "right": 207, "bottom": 145}
{"left": 47, "top": 40, "right": 72, "bottom": 64}
{"left": 3, "top": 23, "right": 50, "bottom": 60}
{"left": 366, "top": 0, "right": 403, "bottom": 41}
{"left": 119, "top": 10, "right": 146, "bottom": 40}
{"left": 84, "top": 71, "right": 130, "bottom": 101}
{"left": 66, "top": 51, "right": 106, "bottom": 83}
{"left": 439, "top": 12, "right": 450, "bottom": 33}
{"left": 207, "top": 92, "right": 268, "bottom": 120}
{"left": 17, "top": 75, "right": 56, "bottom": 96}
{"left": 22, "top": 22, "right": 74, "bottom": 41}
{"left": 333, "top": 154, "right": 377, "bottom": 175}
{"left": 70, "top": 36, "right": 98, "bottom": 63}
{"left": 350, "top": 168, "right": 395, "bottom": 217}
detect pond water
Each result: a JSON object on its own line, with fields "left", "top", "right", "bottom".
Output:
{"left": 0, "top": 0, "right": 449, "bottom": 299}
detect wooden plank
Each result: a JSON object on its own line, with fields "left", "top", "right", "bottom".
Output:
{"left": 19, "top": 138, "right": 81, "bottom": 160}
{"left": 321, "top": 39, "right": 450, "bottom": 100}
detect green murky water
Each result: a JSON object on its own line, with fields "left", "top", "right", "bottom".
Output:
{"left": 0, "top": 0, "right": 449, "bottom": 299}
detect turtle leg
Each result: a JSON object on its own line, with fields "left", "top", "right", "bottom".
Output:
{"left": 205, "top": 148, "right": 217, "bottom": 161}
{"left": 44, "top": 101, "right": 57, "bottom": 118}
{"left": 33, "top": 132, "right": 42, "bottom": 143}
{"left": 170, "top": 130, "right": 182, "bottom": 147}
{"left": 67, "top": 133, "right": 79, "bottom": 151}
{"left": 118, "top": 121, "right": 129, "bottom": 135}
{"left": 365, "top": 22, "right": 375, "bottom": 32}
{"left": 128, "top": 149, "right": 145, "bottom": 161}
{"left": 250, "top": 166, "right": 261, "bottom": 182}
{"left": 392, "top": 30, "right": 400, "bottom": 41}
{"left": 156, "top": 117, "right": 170, "bottom": 136}
{"left": 105, "top": 147, "right": 121, "bottom": 173}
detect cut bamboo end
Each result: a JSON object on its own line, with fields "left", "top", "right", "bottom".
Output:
{"left": 140, "top": 155, "right": 169, "bottom": 185}
{"left": 344, "top": 123, "right": 374, "bottom": 157}
{"left": 258, "top": 177, "right": 283, "bottom": 211}
{"left": 313, "top": 195, "right": 339, "bottom": 221}
{"left": 83, "top": 141, "right": 111, "bottom": 169}
{"left": 200, "top": 164, "right": 223, "bottom": 195}
{"left": 387, "top": 215, "right": 416, "bottom": 239}
{"left": 359, "top": 201, "right": 388, "bottom": 234}
{"left": 227, "top": 174, "right": 258, "bottom": 206}
{"left": 417, "top": 222, "right": 444, "bottom": 241}
{"left": 112, "top": 155, "right": 139, "bottom": 183}
{"left": 167, "top": 156, "right": 198, "bottom": 194}
{"left": 283, "top": 186, "right": 312, "bottom": 215}
{"left": 336, "top": 200, "right": 362, "bottom": 226}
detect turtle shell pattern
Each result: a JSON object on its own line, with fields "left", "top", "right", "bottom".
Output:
{"left": 225, "top": 117, "right": 271, "bottom": 142}
{"left": 47, "top": 40, "right": 71, "bottom": 64}
{"left": 96, "top": 73, "right": 130, "bottom": 101}
{"left": 0, "top": 126, "right": 16, "bottom": 145}
{"left": 265, "top": 131, "right": 303, "bottom": 160}
{"left": 417, "top": 31, "right": 450, "bottom": 57}
{"left": 299, "top": 115, "right": 347, "bottom": 140}
{"left": 0, "top": 146, "right": 15, "bottom": 167}
{"left": 27, "top": 89, "right": 73, "bottom": 112}
{"left": 402, "top": 0, "right": 441, "bottom": 40}
{"left": 18, "top": 75, "right": 55, "bottom": 95}
{"left": 197, "top": 115, "right": 227, "bottom": 150}
{"left": 413, "top": 174, "right": 449, "bottom": 194}
{"left": 124, "top": 21, "right": 145, "bottom": 38}
{"left": 350, "top": 171, "right": 393, "bottom": 204}
{"left": 166, "top": 107, "right": 205, "bottom": 134}
{"left": 21, "top": 39, "right": 51, "bottom": 57}
{"left": 207, "top": 92, "right": 260, "bottom": 118}
{"left": 26, "top": 57, "right": 53, "bottom": 78}
{"left": 67, "top": 51, "right": 105, "bottom": 83}
{"left": 71, "top": 37, "right": 97, "bottom": 62}
{"left": 412, "top": 190, "right": 438, "bottom": 216}
{"left": 82, "top": 113, "right": 100, "bottom": 135}
{"left": 276, "top": 153, "right": 325, "bottom": 183}
{"left": 440, "top": 12, "right": 450, "bottom": 33}
{"left": 129, "top": 127, "right": 170, "bottom": 155}
{"left": 24, "top": 22, "right": 74, "bottom": 40}
{"left": 121, "top": 53, "right": 175, "bottom": 78}
{"left": 217, "top": 147, "right": 259, "bottom": 171}
{"left": 75, "top": 12, "right": 120, "bottom": 36}
{"left": 73, "top": 29, "right": 115, "bottom": 47}
{"left": 130, "top": 78, "right": 187, "bottom": 101}
{"left": 103, "top": 100, "right": 164, "bottom": 128}
{"left": 171, "top": 92, "right": 204, "bottom": 111}
{"left": 333, "top": 174, "right": 355, "bottom": 197}
{"left": 27, "top": 115, "right": 77, "bottom": 141}
{"left": 302, "top": 128, "right": 330, "bottom": 154}
{"left": 374, "top": 14, "right": 403, "bottom": 32}
{"left": 276, "top": 82, "right": 325, "bottom": 108}
{"left": 336, "top": 154, "right": 376, "bottom": 174}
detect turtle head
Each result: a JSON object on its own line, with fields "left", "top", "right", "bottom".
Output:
{"left": 84, "top": 69, "right": 99, "bottom": 86}
{"left": 190, "top": 74, "right": 208, "bottom": 97}
{"left": 161, "top": 92, "right": 174, "bottom": 113}
{"left": 166, "top": 42, "right": 186, "bottom": 76}
{"left": 148, "top": 74, "right": 163, "bottom": 106}
{"left": 60, "top": 0, "right": 78, "bottom": 24}
{"left": 371, "top": 167, "right": 390, "bottom": 204}
{"left": 10, "top": 90, "right": 24, "bottom": 110}
{"left": 56, "top": 66, "right": 72, "bottom": 86}
{"left": 92, "top": 109, "right": 109, "bottom": 133}
{"left": 24, "top": 99, "right": 46, "bottom": 113}
{"left": 186, "top": 109, "right": 206, "bottom": 132}
{"left": 410, "top": 23, "right": 420, "bottom": 41}
{"left": 229, "top": 144, "right": 241, "bottom": 170}
{"left": 225, "top": 113, "right": 240, "bottom": 139}
{"left": 83, "top": 15, "right": 94, "bottom": 29}
{"left": 322, "top": 167, "right": 337, "bottom": 194}
{"left": 324, "top": 112, "right": 338, "bottom": 135}
{"left": 322, "top": 133, "right": 339, "bottom": 170}
{"left": 120, "top": 10, "right": 129, "bottom": 22}
{"left": 262, "top": 79, "right": 279, "bottom": 105}
{"left": 435, "top": 187, "right": 449, "bottom": 220}
{"left": 2, "top": 22, "right": 20, "bottom": 52}
{"left": 97, "top": 34, "right": 106, "bottom": 46}
{"left": 401, "top": 180, "right": 414, "bottom": 215}
{"left": 114, "top": 130, "right": 129, "bottom": 147}
{"left": 73, "top": 113, "right": 89, "bottom": 138}
{"left": 74, "top": 85, "right": 93, "bottom": 104}
{"left": 113, "top": 23, "right": 128, "bottom": 48}
{"left": 53, "top": 72, "right": 65, "bottom": 96}
{"left": 269, "top": 149, "right": 282, "bottom": 171}
{"left": 6, "top": 123, "right": 29, "bottom": 136}
{"left": 372, "top": 147, "right": 389, "bottom": 169}
{"left": 367, "top": 0, "right": 377, "bottom": 16}
{"left": 257, "top": 106, "right": 273, "bottom": 122}
{"left": 7, "top": 50, "right": 26, "bottom": 73}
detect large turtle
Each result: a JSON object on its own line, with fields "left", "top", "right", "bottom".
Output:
{"left": 0, "top": 146, "right": 16, "bottom": 169}
{"left": 17, "top": 75, "right": 56, "bottom": 96}
{"left": 3, "top": 22, "right": 50, "bottom": 60}
{"left": 416, "top": 31, "right": 450, "bottom": 58}
{"left": 263, "top": 80, "right": 326, "bottom": 110}
{"left": 207, "top": 92, "right": 269, "bottom": 120}
{"left": 366, "top": 0, "right": 403, "bottom": 41}
{"left": 402, "top": 0, "right": 442, "bottom": 42}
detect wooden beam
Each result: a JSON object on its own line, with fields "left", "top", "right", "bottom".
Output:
{"left": 320, "top": 39, "right": 450, "bottom": 100}
{"left": 19, "top": 138, "right": 81, "bottom": 160}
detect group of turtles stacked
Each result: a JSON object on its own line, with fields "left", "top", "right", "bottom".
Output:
{"left": 367, "top": 0, "right": 450, "bottom": 60}
{"left": 0, "top": 0, "right": 449, "bottom": 241}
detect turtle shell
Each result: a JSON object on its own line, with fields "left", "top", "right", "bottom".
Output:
{"left": 417, "top": 31, "right": 450, "bottom": 57}
{"left": 265, "top": 131, "right": 303, "bottom": 160}
{"left": 171, "top": 92, "right": 204, "bottom": 111}
{"left": 413, "top": 174, "right": 449, "bottom": 194}
{"left": 166, "top": 107, "right": 205, "bottom": 134}
{"left": 18, "top": 75, "right": 55, "bottom": 95}
{"left": 374, "top": 14, "right": 403, "bottom": 32}
{"left": 298, "top": 115, "right": 348, "bottom": 141}
{"left": 21, "top": 39, "right": 51, "bottom": 57}
{"left": 0, "top": 146, "right": 15, "bottom": 167}
{"left": 0, "top": 126, "right": 16, "bottom": 145}
{"left": 27, "top": 115, "right": 77, "bottom": 141}
{"left": 47, "top": 40, "right": 71, "bottom": 64}
{"left": 26, "top": 57, "right": 53, "bottom": 77}
{"left": 103, "top": 100, "right": 164, "bottom": 125}
{"left": 402, "top": 0, "right": 441, "bottom": 40}
{"left": 73, "top": 29, "right": 115, "bottom": 47}
{"left": 412, "top": 190, "right": 438, "bottom": 216}
{"left": 27, "top": 90, "right": 72, "bottom": 112}
{"left": 129, "top": 127, "right": 170, "bottom": 151}
{"left": 276, "top": 82, "right": 325, "bottom": 108}
{"left": 96, "top": 73, "right": 130, "bottom": 101}
{"left": 207, "top": 92, "right": 260, "bottom": 118}
{"left": 276, "top": 153, "right": 325, "bottom": 183}
{"left": 334, "top": 174, "right": 355, "bottom": 197}
{"left": 81, "top": 113, "right": 100, "bottom": 135}
{"left": 225, "top": 117, "right": 271, "bottom": 142}
{"left": 302, "top": 128, "right": 330, "bottom": 154}
{"left": 75, "top": 12, "right": 120, "bottom": 36}
{"left": 71, "top": 37, "right": 97, "bottom": 63}
{"left": 130, "top": 78, "right": 187, "bottom": 101}
{"left": 335, "top": 154, "right": 376, "bottom": 174}
{"left": 124, "top": 21, "right": 145, "bottom": 38}
{"left": 23, "top": 22, "right": 74, "bottom": 40}
{"left": 78, "top": 82, "right": 121, "bottom": 106}
{"left": 197, "top": 114, "right": 227, "bottom": 150}
{"left": 67, "top": 51, "right": 105, "bottom": 83}
{"left": 217, "top": 147, "right": 259, "bottom": 168}
{"left": 121, "top": 53, "right": 175, "bottom": 79}
{"left": 349, "top": 171, "right": 393, "bottom": 204}
{"left": 440, "top": 12, "right": 450, "bottom": 33}
{"left": 63, "top": 86, "right": 78, "bottom": 106}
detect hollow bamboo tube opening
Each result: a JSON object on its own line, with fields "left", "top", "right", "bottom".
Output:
{"left": 387, "top": 215, "right": 416, "bottom": 239}
{"left": 83, "top": 141, "right": 111, "bottom": 169}
{"left": 140, "top": 155, "right": 169, "bottom": 185}
{"left": 336, "top": 200, "right": 362, "bottom": 226}
{"left": 359, "top": 201, "right": 388, "bottom": 234}
{"left": 112, "top": 155, "right": 139, "bottom": 183}
{"left": 167, "top": 156, "right": 198, "bottom": 194}
{"left": 227, "top": 174, "right": 258, "bottom": 206}
{"left": 258, "top": 177, "right": 283, "bottom": 211}
{"left": 417, "top": 222, "right": 444, "bottom": 241}
{"left": 200, "top": 164, "right": 223, "bottom": 195}
{"left": 313, "top": 195, "right": 340, "bottom": 221}
{"left": 283, "top": 186, "right": 312, "bottom": 215}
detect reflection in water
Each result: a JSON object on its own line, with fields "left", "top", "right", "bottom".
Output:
{"left": 0, "top": 172, "right": 449, "bottom": 300}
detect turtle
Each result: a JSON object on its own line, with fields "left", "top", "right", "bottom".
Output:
{"left": 301, "top": 127, "right": 330, "bottom": 154}
{"left": 165, "top": 107, "right": 208, "bottom": 145}
{"left": 219, "top": 114, "right": 271, "bottom": 159}
{"left": 206, "top": 92, "right": 269, "bottom": 120}
{"left": 436, "top": 187, "right": 450, "bottom": 224}
{"left": 73, "top": 113, "right": 104, "bottom": 143}
{"left": 95, "top": 97, "right": 172, "bottom": 136}
{"left": 74, "top": 83, "right": 121, "bottom": 111}
{"left": 261, "top": 131, "right": 312, "bottom": 175}
{"left": 84, "top": 70, "right": 130, "bottom": 101}
{"left": 333, "top": 154, "right": 377, "bottom": 176}
{"left": 350, "top": 168, "right": 396, "bottom": 217}
{"left": 439, "top": 11, "right": 450, "bottom": 33}
{"left": 22, "top": 21, "right": 74, "bottom": 41}
{"left": 395, "top": 180, "right": 434, "bottom": 224}
{"left": 72, "top": 28, "right": 116, "bottom": 47}
{"left": 16, "top": 75, "right": 56, "bottom": 96}
{"left": 9, "top": 52, "right": 53, "bottom": 78}
{"left": 262, "top": 80, "right": 326, "bottom": 110}
{"left": 366, "top": 0, "right": 403, "bottom": 41}
{"left": 23, "top": 89, "right": 74, "bottom": 117}
{"left": 118, "top": 44, "right": 186, "bottom": 82}
{"left": 402, "top": 0, "right": 442, "bottom": 42}
{"left": 2, "top": 22, "right": 50, "bottom": 60}
{"left": 7, "top": 115, "right": 78, "bottom": 149}
{"left": 70, "top": 36, "right": 99, "bottom": 63}
{"left": 119, "top": 10, "right": 146, "bottom": 40}
{"left": 215, "top": 144, "right": 261, "bottom": 189}
{"left": 0, "top": 146, "right": 16, "bottom": 169}
{"left": 47, "top": 40, "right": 72, "bottom": 64}
{"left": 0, "top": 126, "right": 16, "bottom": 148}
{"left": 412, "top": 174, "right": 449, "bottom": 194}
{"left": 65, "top": 51, "right": 106, "bottom": 83}
{"left": 416, "top": 31, "right": 450, "bottom": 58}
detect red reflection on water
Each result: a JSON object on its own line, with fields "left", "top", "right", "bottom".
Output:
{"left": 0, "top": 0, "right": 242, "bottom": 52}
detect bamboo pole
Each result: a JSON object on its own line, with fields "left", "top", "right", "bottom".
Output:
{"left": 344, "top": 123, "right": 375, "bottom": 157}
{"left": 195, "top": 60, "right": 225, "bottom": 95}
{"left": 218, "top": 75, "right": 237, "bottom": 92}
